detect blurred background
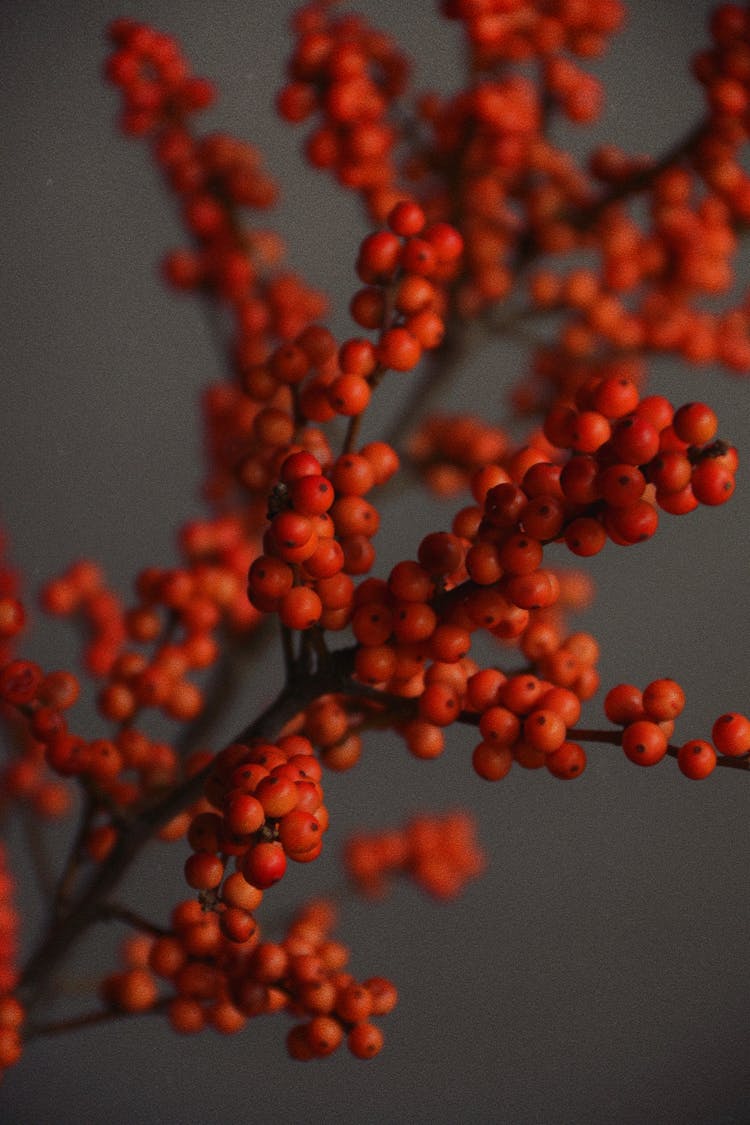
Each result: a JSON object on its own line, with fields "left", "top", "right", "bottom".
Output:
{"left": 2, "top": 1, "right": 750, "bottom": 1122}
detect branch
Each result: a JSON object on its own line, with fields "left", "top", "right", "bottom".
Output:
{"left": 25, "top": 1000, "right": 168, "bottom": 1042}
{"left": 565, "top": 122, "right": 707, "bottom": 230}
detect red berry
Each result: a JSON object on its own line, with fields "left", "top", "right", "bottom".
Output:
{"left": 677, "top": 739, "right": 717, "bottom": 780}
{"left": 242, "top": 841, "right": 287, "bottom": 889}
{"left": 621, "top": 721, "right": 668, "bottom": 767}
{"left": 690, "top": 459, "right": 736, "bottom": 505}
{"left": 711, "top": 712, "right": 750, "bottom": 757}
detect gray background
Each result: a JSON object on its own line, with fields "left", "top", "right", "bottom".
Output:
{"left": 2, "top": 2, "right": 750, "bottom": 1123}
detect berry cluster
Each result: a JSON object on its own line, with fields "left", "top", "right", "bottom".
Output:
{"left": 186, "top": 735, "right": 327, "bottom": 920}
{"left": 352, "top": 204, "right": 463, "bottom": 365}
{"left": 503, "top": 384, "right": 733, "bottom": 562}
{"left": 441, "top": 0, "right": 625, "bottom": 74}
{"left": 301, "top": 694, "right": 363, "bottom": 771}
{"left": 407, "top": 413, "right": 510, "bottom": 498}
{"left": 344, "top": 810, "right": 485, "bottom": 900}
{"left": 348, "top": 534, "right": 600, "bottom": 766}
{"left": 0, "top": 660, "right": 75, "bottom": 821}
{"left": 39, "top": 511, "right": 263, "bottom": 737}
{"left": 605, "top": 680, "right": 750, "bottom": 779}
{"left": 277, "top": 3, "right": 411, "bottom": 221}
{"left": 248, "top": 445, "right": 392, "bottom": 631}
{"left": 100, "top": 898, "right": 395, "bottom": 1058}
{"left": 469, "top": 673, "right": 588, "bottom": 781}
{"left": 693, "top": 4, "right": 750, "bottom": 221}
{"left": 104, "top": 19, "right": 215, "bottom": 136}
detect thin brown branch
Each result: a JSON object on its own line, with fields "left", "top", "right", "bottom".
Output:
{"left": 26, "top": 999, "right": 169, "bottom": 1042}
{"left": 97, "top": 902, "right": 170, "bottom": 937}
{"left": 565, "top": 122, "right": 707, "bottom": 230}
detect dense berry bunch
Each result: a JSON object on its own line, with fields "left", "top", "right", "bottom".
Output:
{"left": 441, "top": 0, "right": 626, "bottom": 71}
{"left": 100, "top": 898, "right": 395, "bottom": 1058}
{"left": 344, "top": 810, "right": 486, "bottom": 899}
{"left": 104, "top": 19, "right": 216, "bottom": 135}
{"left": 277, "top": 3, "right": 411, "bottom": 221}
{"left": 186, "top": 734, "right": 328, "bottom": 908}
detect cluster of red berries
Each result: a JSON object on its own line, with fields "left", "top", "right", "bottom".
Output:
{"left": 202, "top": 374, "right": 326, "bottom": 511}
{"left": 101, "top": 898, "right": 395, "bottom": 1059}
{"left": 248, "top": 445, "right": 399, "bottom": 631}
{"left": 40, "top": 513, "right": 262, "bottom": 735}
{"left": 407, "top": 413, "right": 510, "bottom": 498}
{"left": 542, "top": 386, "right": 737, "bottom": 525}
{"left": 104, "top": 19, "right": 215, "bottom": 136}
{"left": 522, "top": 194, "right": 750, "bottom": 415}
{"left": 276, "top": 2, "right": 750, "bottom": 394}
{"left": 693, "top": 3, "right": 750, "bottom": 221}
{"left": 282, "top": 900, "right": 396, "bottom": 1060}
{"left": 228, "top": 204, "right": 462, "bottom": 501}
{"left": 203, "top": 202, "right": 458, "bottom": 508}
{"left": 40, "top": 560, "right": 125, "bottom": 678}
{"left": 519, "top": 158, "right": 750, "bottom": 420}
{"left": 105, "top": 17, "right": 329, "bottom": 518}
{"left": 281, "top": 2, "right": 623, "bottom": 314}
{"left": 462, "top": 383, "right": 736, "bottom": 611}
{"left": 344, "top": 810, "right": 485, "bottom": 900}
{"left": 222, "top": 203, "right": 462, "bottom": 508}
{"left": 185, "top": 735, "right": 327, "bottom": 924}
{"left": 277, "top": 2, "right": 411, "bottom": 222}
{"left": 347, "top": 529, "right": 600, "bottom": 765}
{"left": 0, "top": 661, "right": 74, "bottom": 821}
{"left": 468, "top": 670, "right": 588, "bottom": 781}
{"left": 605, "top": 679, "right": 750, "bottom": 779}
{"left": 0, "top": 651, "right": 182, "bottom": 828}
{"left": 300, "top": 694, "right": 363, "bottom": 772}
{"left": 351, "top": 203, "right": 463, "bottom": 366}
{"left": 349, "top": 536, "right": 471, "bottom": 707}
{"left": 441, "top": 0, "right": 625, "bottom": 71}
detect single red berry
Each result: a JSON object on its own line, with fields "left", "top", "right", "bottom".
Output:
{"left": 224, "top": 791, "right": 266, "bottom": 837}
{"left": 184, "top": 851, "right": 224, "bottom": 890}
{"left": 672, "top": 402, "right": 718, "bottom": 446}
{"left": 357, "top": 230, "right": 401, "bottom": 281}
{"left": 546, "top": 740, "right": 587, "bottom": 779}
{"left": 347, "top": 1021, "right": 384, "bottom": 1059}
{"left": 387, "top": 200, "right": 425, "bottom": 236}
{"left": 641, "top": 679, "right": 684, "bottom": 722}
{"left": 242, "top": 841, "right": 287, "bottom": 889}
{"left": 377, "top": 327, "right": 422, "bottom": 372}
{"left": 610, "top": 416, "right": 660, "bottom": 465}
{"left": 711, "top": 712, "right": 750, "bottom": 757}
{"left": 279, "top": 586, "right": 323, "bottom": 630}
{"left": 677, "top": 739, "right": 717, "bottom": 780}
{"left": 690, "top": 459, "right": 736, "bottom": 505}
{"left": 621, "top": 721, "right": 668, "bottom": 767}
